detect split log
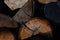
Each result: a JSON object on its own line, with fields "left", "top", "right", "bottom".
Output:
{"left": 19, "top": 18, "right": 52, "bottom": 40}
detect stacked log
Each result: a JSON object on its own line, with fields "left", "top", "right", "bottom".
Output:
{"left": 0, "top": 29, "right": 15, "bottom": 40}
{"left": 19, "top": 18, "right": 52, "bottom": 40}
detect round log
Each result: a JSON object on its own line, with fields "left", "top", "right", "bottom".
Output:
{"left": 19, "top": 18, "right": 52, "bottom": 40}
{"left": 0, "top": 29, "right": 15, "bottom": 40}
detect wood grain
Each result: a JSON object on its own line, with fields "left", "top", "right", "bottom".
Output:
{"left": 19, "top": 18, "right": 52, "bottom": 40}
{"left": 38, "top": 0, "right": 57, "bottom": 4}
{"left": 13, "top": 0, "right": 32, "bottom": 22}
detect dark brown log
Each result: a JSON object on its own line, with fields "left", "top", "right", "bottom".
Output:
{"left": 13, "top": 0, "right": 33, "bottom": 22}
{"left": 0, "top": 14, "right": 17, "bottom": 28}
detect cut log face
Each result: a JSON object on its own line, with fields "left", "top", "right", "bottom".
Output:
{"left": 4, "top": 0, "right": 28, "bottom": 10}
{"left": 0, "top": 30, "right": 14, "bottom": 40}
{"left": 38, "top": 0, "right": 57, "bottom": 4}
{"left": 19, "top": 25, "right": 32, "bottom": 40}
{"left": 0, "top": 14, "right": 17, "bottom": 28}
{"left": 19, "top": 18, "right": 52, "bottom": 40}
{"left": 13, "top": 0, "right": 32, "bottom": 22}
{"left": 25, "top": 18, "right": 52, "bottom": 34}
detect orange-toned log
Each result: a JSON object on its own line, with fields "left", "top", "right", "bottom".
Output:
{"left": 0, "top": 29, "right": 15, "bottom": 40}
{"left": 19, "top": 17, "right": 52, "bottom": 40}
{"left": 38, "top": 0, "right": 57, "bottom": 4}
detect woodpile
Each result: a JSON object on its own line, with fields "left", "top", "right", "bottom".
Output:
{"left": 0, "top": 0, "right": 54, "bottom": 40}
{"left": 4, "top": 0, "right": 28, "bottom": 10}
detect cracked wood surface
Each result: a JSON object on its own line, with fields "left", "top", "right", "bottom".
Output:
{"left": 19, "top": 18, "right": 52, "bottom": 40}
{"left": 13, "top": 0, "right": 33, "bottom": 22}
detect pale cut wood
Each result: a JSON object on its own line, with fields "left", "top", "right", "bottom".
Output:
{"left": 0, "top": 14, "right": 17, "bottom": 28}
{"left": 4, "top": 0, "right": 28, "bottom": 10}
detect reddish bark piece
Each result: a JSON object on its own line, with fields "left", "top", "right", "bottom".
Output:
{"left": 38, "top": 0, "right": 57, "bottom": 4}
{"left": 0, "top": 14, "right": 17, "bottom": 28}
